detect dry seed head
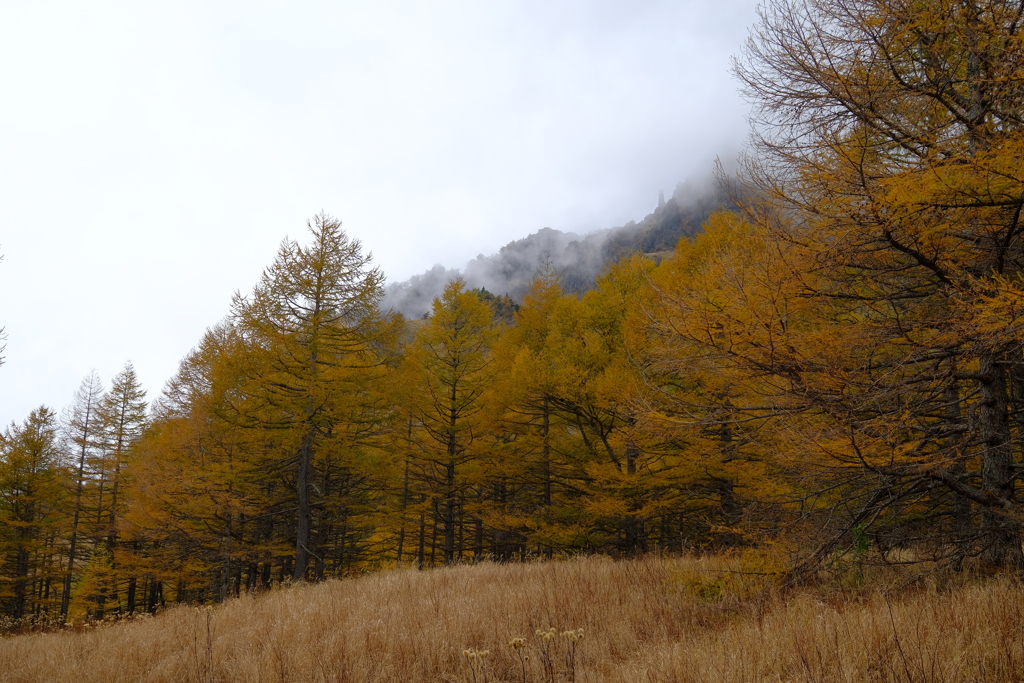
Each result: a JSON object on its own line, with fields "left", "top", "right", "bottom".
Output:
{"left": 509, "top": 637, "right": 526, "bottom": 649}
{"left": 562, "top": 628, "right": 584, "bottom": 641}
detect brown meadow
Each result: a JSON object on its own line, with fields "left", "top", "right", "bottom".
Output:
{"left": 1, "top": 554, "right": 1022, "bottom": 682}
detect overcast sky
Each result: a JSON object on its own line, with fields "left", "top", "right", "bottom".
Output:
{"left": 0, "top": 0, "right": 759, "bottom": 428}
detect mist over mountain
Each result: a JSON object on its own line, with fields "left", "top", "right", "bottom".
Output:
{"left": 383, "top": 175, "right": 729, "bottom": 319}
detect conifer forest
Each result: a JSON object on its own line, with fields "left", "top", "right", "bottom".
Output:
{"left": 3, "top": 0, "right": 1024, "bottom": 627}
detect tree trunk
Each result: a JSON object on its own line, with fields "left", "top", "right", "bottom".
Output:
{"left": 444, "top": 449, "right": 457, "bottom": 565}
{"left": 293, "top": 428, "right": 314, "bottom": 581}
{"left": 474, "top": 491, "right": 484, "bottom": 561}
{"left": 623, "top": 441, "right": 648, "bottom": 555}
{"left": 943, "top": 379, "right": 972, "bottom": 567}
{"left": 979, "top": 355, "right": 1023, "bottom": 567}
{"left": 61, "top": 445, "right": 89, "bottom": 619}
{"left": 13, "top": 545, "right": 29, "bottom": 620}
{"left": 444, "top": 383, "right": 459, "bottom": 565}
{"left": 396, "top": 434, "right": 412, "bottom": 568}
{"left": 542, "top": 396, "right": 552, "bottom": 506}
{"left": 126, "top": 576, "right": 137, "bottom": 614}
{"left": 417, "top": 509, "right": 426, "bottom": 569}
{"left": 429, "top": 513, "right": 439, "bottom": 567}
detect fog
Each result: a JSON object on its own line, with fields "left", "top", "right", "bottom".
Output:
{"left": 383, "top": 172, "right": 727, "bottom": 318}
{"left": 0, "top": 0, "right": 760, "bottom": 426}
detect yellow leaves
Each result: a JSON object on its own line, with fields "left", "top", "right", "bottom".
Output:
{"left": 67, "top": 545, "right": 119, "bottom": 622}
{"left": 645, "top": 210, "right": 825, "bottom": 397}
{"left": 951, "top": 275, "right": 1024, "bottom": 351}
{"left": 583, "top": 496, "right": 629, "bottom": 518}
{"left": 407, "top": 278, "right": 496, "bottom": 433}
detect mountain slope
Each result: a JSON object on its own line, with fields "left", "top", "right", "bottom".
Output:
{"left": 383, "top": 177, "right": 730, "bottom": 318}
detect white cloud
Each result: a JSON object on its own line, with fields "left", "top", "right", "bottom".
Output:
{"left": 0, "top": 0, "right": 759, "bottom": 425}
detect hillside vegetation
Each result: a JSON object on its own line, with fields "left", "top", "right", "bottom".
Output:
{"left": 2, "top": 554, "right": 1023, "bottom": 682}
{"left": 3, "top": 0, "right": 1024, "bottom": 631}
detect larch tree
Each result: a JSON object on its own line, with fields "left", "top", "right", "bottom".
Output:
{"left": 230, "top": 212, "right": 399, "bottom": 581}
{"left": 125, "top": 324, "right": 273, "bottom": 606}
{"left": 490, "top": 265, "right": 587, "bottom": 556}
{"left": 95, "top": 364, "right": 147, "bottom": 546}
{"left": 728, "top": 0, "right": 1024, "bottom": 568}
{"left": 0, "top": 407, "right": 64, "bottom": 619}
{"left": 59, "top": 372, "right": 105, "bottom": 619}
{"left": 637, "top": 210, "right": 840, "bottom": 557}
{"left": 567, "top": 255, "right": 666, "bottom": 555}
{"left": 68, "top": 543, "right": 118, "bottom": 621}
{"left": 92, "top": 362, "right": 147, "bottom": 616}
{"left": 404, "top": 278, "right": 497, "bottom": 565}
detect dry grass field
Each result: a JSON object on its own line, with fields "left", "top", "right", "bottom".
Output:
{"left": 1, "top": 554, "right": 1022, "bottom": 682}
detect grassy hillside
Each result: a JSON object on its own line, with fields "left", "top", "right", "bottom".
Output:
{"left": 1, "top": 555, "right": 1022, "bottom": 682}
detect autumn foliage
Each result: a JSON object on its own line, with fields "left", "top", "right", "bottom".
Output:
{"left": 3, "top": 0, "right": 1024, "bottom": 626}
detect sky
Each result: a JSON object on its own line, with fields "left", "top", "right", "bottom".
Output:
{"left": 0, "top": 0, "right": 760, "bottom": 428}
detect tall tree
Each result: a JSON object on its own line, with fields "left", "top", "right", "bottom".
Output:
{"left": 0, "top": 407, "right": 64, "bottom": 619}
{"left": 92, "top": 363, "right": 147, "bottom": 615}
{"left": 125, "top": 324, "right": 277, "bottom": 606}
{"left": 563, "top": 256, "right": 662, "bottom": 555}
{"left": 404, "top": 278, "right": 496, "bottom": 565}
{"left": 59, "top": 372, "right": 104, "bottom": 618}
{"left": 230, "top": 212, "right": 398, "bottom": 581}
{"left": 489, "top": 265, "right": 583, "bottom": 556}
{"left": 95, "top": 363, "right": 147, "bottom": 547}
{"left": 638, "top": 210, "right": 836, "bottom": 556}
{"left": 727, "top": 0, "right": 1024, "bottom": 567}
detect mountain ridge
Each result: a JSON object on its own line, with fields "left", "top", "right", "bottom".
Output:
{"left": 383, "top": 175, "right": 729, "bottom": 318}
